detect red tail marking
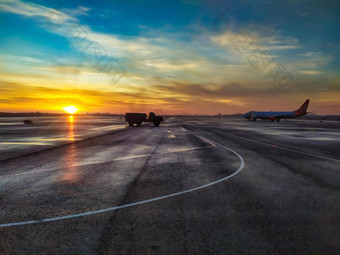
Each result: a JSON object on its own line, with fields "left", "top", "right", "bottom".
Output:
{"left": 294, "top": 99, "right": 310, "bottom": 116}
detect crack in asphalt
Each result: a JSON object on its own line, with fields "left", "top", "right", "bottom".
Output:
{"left": 96, "top": 130, "right": 167, "bottom": 253}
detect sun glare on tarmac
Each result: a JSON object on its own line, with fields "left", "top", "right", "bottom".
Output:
{"left": 62, "top": 106, "right": 78, "bottom": 114}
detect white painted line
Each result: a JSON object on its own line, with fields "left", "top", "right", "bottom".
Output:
{"left": 0, "top": 135, "right": 244, "bottom": 228}
{"left": 226, "top": 132, "right": 340, "bottom": 162}
{"left": 186, "top": 125, "right": 339, "bottom": 162}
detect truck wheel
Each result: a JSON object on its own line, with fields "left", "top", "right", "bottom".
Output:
{"left": 137, "top": 122, "right": 142, "bottom": 126}
{"left": 154, "top": 121, "right": 160, "bottom": 127}
{"left": 128, "top": 122, "right": 133, "bottom": 126}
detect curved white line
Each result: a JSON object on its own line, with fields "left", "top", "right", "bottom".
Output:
{"left": 0, "top": 136, "right": 244, "bottom": 228}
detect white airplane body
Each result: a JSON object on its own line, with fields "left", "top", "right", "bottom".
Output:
{"left": 243, "top": 99, "right": 310, "bottom": 121}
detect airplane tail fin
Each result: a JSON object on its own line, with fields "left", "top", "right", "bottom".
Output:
{"left": 295, "top": 99, "right": 310, "bottom": 116}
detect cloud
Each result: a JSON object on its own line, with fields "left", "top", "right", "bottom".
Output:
{"left": 40, "top": 65, "right": 86, "bottom": 75}
{"left": 288, "top": 53, "right": 334, "bottom": 70}
{"left": 1, "top": 0, "right": 339, "bottom": 114}
{"left": 0, "top": 54, "right": 43, "bottom": 64}
{"left": 0, "top": 0, "right": 300, "bottom": 87}
{"left": 0, "top": 1, "right": 253, "bottom": 84}
{"left": 152, "top": 81, "right": 277, "bottom": 100}
{"left": 299, "top": 70, "right": 323, "bottom": 75}
{"left": 298, "top": 52, "right": 322, "bottom": 57}
{"left": 210, "top": 28, "right": 300, "bottom": 52}
{"left": 63, "top": 6, "right": 91, "bottom": 17}
{"left": 1, "top": 74, "right": 340, "bottom": 114}
{"left": 0, "top": 0, "right": 75, "bottom": 21}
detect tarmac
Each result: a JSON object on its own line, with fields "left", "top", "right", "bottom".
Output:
{"left": 0, "top": 117, "right": 339, "bottom": 254}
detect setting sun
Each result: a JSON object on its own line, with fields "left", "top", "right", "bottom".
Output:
{"left": 62, "top": 106, "right": 78, "bottom": 114}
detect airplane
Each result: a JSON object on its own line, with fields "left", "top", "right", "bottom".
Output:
{"left": 243, "top": 99, "right": 310, "bottom": 121}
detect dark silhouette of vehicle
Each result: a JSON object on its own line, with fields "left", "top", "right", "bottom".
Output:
{"left": 125, "top": 112, "right": 164, "bottom": 127}
{"left": 23, "top": 120, "right": 33, "bottom": 124}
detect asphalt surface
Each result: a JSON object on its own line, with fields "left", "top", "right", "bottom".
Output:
{"left": 0, "top": 116, "right": 125, "bottom": 161}
{"left": 0, "top": 117, "right": 339, "bottom": 254}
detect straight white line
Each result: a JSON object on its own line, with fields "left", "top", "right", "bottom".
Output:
{"left": 188, "top": 123, "right": 339, "bottom": 162}
{"left": 225, "top": 132, "right": 340, "bottom": 162}
{"left": 0, "top": 135, "right": 244, "bottom": 228}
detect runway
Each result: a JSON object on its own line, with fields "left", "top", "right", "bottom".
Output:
{"left": 0, "top": 117, "right": 339, "bottom": 254}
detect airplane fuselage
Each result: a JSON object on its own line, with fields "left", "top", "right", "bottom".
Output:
{"left": 242, "top": 100, "right": 310, "bottom": 121}
{"left": 243, "top": 111, "right": 302, "bottom": 121}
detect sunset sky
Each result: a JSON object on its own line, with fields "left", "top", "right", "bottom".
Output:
{"left": 0, "top": 0, "right": 339, "bottom": 115}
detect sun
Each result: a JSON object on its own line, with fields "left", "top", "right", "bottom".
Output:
{"left": 62, "top": 106, "right": 78, "bottom": 114}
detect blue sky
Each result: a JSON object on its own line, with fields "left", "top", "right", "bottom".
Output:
{"left": 0, "top": 0, "right": 339, "bottom": 114}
